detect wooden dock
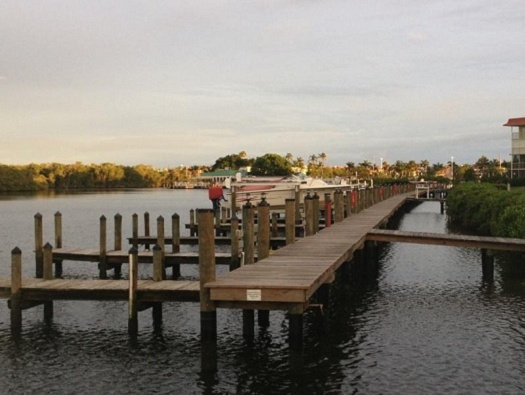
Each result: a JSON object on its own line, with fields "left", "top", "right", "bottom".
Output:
{"left": 205, "top": 193, "right": 409, "bottom": 310}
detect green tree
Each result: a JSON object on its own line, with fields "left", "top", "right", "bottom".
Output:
{"left": 251, "top": 154, "right": 293, "bottom": 176}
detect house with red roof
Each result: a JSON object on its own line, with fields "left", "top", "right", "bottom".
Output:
{"left": 503, "top": 117, "right": 525, "bottom": 178}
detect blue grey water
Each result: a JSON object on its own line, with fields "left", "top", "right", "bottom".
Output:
{"left": 0, "top": 190, "right": 524, "bottom": 394}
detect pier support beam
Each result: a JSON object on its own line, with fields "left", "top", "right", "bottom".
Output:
{"left": 304, "top": 193, "right": 314, "bottom": 236}
{"left": 171, "top": 213, "right": 181, "bottom": 279}
{"left": 54, "top": 211, "right": 63, "bottom": 278}
{"left": 257, "top": 198, "right": 270, "bottom": 328}
{"left": 43, "top": 243, "right": 54, "bottom": 322}
{"left": 198, "top": 209, "right": 217, "bottom": 342}
{"left": 128, "top": 247, "right": 139, "bottom": 335}
{"left": 34, "top": 213, "right": 43, "bottom": 278}
{"left": 481, "top": 249, "right": 494, "bottom": 282}
{"left": 242, "top": 202, "right": 255, "bottom": 338}
{"left": 99, "top": 215, "right": 108, "bottom": 279}
{"left": 11, "top": 247, "right": 22, "bottom": 335}
{"left": 285, "top": 198, "right": 296, "bottom": 245}
{"left": 288, "top": 313, "right": 303, "bottom": 350}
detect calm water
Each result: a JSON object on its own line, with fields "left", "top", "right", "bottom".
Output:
{"left": 0, "top": 189, "right": 524, "bottom": 394}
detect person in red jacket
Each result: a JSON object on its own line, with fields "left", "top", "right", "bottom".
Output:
{"left": 209, "top": 185, "right": 227, "bottom": 214}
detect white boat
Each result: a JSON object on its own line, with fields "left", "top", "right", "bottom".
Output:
{"left": 222, "top": 173, "right": 367, "bottom": 210}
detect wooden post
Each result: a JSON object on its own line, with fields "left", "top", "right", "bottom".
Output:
{"left": 144, "top": 211, "right": 151, "bottom": 250}
{"left": 481, "top": 249, "right": 494, "bottom": 282}
{"left": 34, "top": 213, "right": 43, "bottom": 278}
{"left": 156, "top": 216, "right": 165, "bottom": 254}
{"left": 99, "top": 215, "right": 107, "bottom": 279}
{"left": 190, "top": 209, "right": 196, "bottom": 236}
{"left": 171, "top": 213, "right": 181, "bottom": 279}
{"left": 11, "top": 247, "right": 22, "bottom": 334}
{"left": 294, "top": 185, "right": 301, "bottom": 223}
{"left": 198, "top": 209, "right": 217, "bottom": 342}
{"left": 257, "top": 198, "right": 270, "bottom": 327}
{"left": 271, "top": 212, "right": 279, "bottom": 238}
{"left": 54, "top": 211, "right": 63, "bottom": 278}
{"left": 304, "top": 193, "right": 314, "bottom": 237}
{"left": 289, "top": 312, "right": 303, "bottom": 350}
{"left": 285, "top": 198, "right": 296, "bottom": 245}
{"left": 114, "top": 213, "right": 122, "bottom": 250}
{"left": 128, "top": 247, "right": 139, "bottom": 335}
{"left": 334, "top": 189, "right": 344, "bottom": 223}
{"left": 43, "top": 242, "right": 53, "bottom": 280}
{"left": 230, "top": 186, "right": 237, "bottom": 215}
{"left": 242, "top": 201, "right": 255, "bottom": 338}
{"left": 324, "top": 193, "right": 332, "bottom": 228}
{"left": 230, "top": 213, "right": 240, "bottom": 271}
{"left": 153, "top": 244, "right": 164, "bottom": 281}
{"left": 113, "top": 213, "right": 123, "bottom": 278}
{"left": 345, "top": 191, "right": 352, "bottom": 218}
{"left": 312, "top": 192, "right": 320, "bottom": 234}
{"left": 242, "top": 202, "right": 255, "bottom": 265}
{"left": 43, "top": 242, "right": 54, "bottom": 322}
{"left": 132, "top": 213, "right": 139, "bottom": 249}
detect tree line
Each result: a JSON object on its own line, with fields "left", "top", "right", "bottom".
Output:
{"left": 0, "top": 153, "right": 511, "bottom": 192}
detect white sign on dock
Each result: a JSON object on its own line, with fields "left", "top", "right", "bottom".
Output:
{"left": 246, "top": 289, "right": 262, "bottom": 301}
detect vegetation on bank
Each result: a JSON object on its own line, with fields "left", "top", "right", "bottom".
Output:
{"left": 0, "top": 152, "right": 511, "bottom": 192}
{"left": 447, "top": 182, "right": 525, "bottom": 238}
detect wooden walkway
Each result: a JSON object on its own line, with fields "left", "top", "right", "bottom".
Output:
{"left": 366, "top": 229, "right": 525, "bottom": 251}
{"left": 0, "top": 278, "right": 200, "bottom": 301}
{"left": 205, "top": 193, "right": 409, "bottom": 311}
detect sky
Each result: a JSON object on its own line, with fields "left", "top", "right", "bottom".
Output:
{"left": 1, "top": 1, "right": 524, "bottom": 168}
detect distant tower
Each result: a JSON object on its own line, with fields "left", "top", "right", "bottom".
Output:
{"left": 503, "top": 117, "right": 525, "bottom": 178}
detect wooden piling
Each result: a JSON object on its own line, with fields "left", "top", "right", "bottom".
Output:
{"left": 242, "top": 201, "right": 255, "bottom": 338}
{"left": 34, "top": 213, "right": 43, "bottom": 278}
{"left": 481, "top": 248, "right": 494, "bottom": 282}
{"left": 156, "top": 216, "right": 165, "bottom": 254}
{"left": 144, "top": 212, "right": 150, "bottom": 249}
{"left": 11, "top": 247, "right": 22, "bottom": 334}
{"left": 334, "top": 189, "right": 344, "bottom": 223}
{"left": 257, "top": 199, "right": 270, "bottom": 328}
{"left": 99, "top": 215, "right": 107, "bottom": 279}
{"left": 285, "top": 198, "right": 296, "bottom": 245}
{"left": 190, "top": 209, "right": 196, "bottom": 236}
{"left": 230, "top": 213, "right": 240, "bottom": 271}
{"left": 114, "top": 213, "right": 122, "bottom": 250}
{"left": 198, "top": 209, "right": 217, "bottom": 342}
{"left": 132, "top": 213, "right": 139, "bottom": 249}
{"left": 324, "top": 193, "right": 332, "bottom": 227}
{"left": 304, "top": 193, "right": 314, "bottom": 237}
{"left": 153, "top": 244, "right": 164, "bottom": 281}
{"left": 43, "top": 242, "right": 54, "bottom": 321}
{"left": 128, "top": 247, "right": 139, "bottom": 335}
{"left": 54, "top": 211, "right": 63, "bottom": 278}
{"left": 313, "top": 192, "right": 320, "bottom": 234}
{"left": 171, "top": 213, "right": 181, "bottom": 279}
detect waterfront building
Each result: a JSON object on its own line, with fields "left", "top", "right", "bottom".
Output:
{"left": 504, "top": 117, "right": 525, "bottom": 178}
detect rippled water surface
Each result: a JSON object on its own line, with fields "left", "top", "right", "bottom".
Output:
{"left": 0, "top": 190, "right": 524, "bottom": 394}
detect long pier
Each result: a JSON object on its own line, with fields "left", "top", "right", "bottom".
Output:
{"left": 2, "top": 182, "right": 521, "bottom": 350}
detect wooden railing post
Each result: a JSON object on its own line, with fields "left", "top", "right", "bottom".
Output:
{"left": 54, "top": 211, "right": 63, "bottom": 277}
{"left": 190, "top": 209, "right": 196, "bottom": 236}
{"left": 34, "top": 213, "right": 43, "bottom": 278}
{"left": 11, "top": 247, "right": 22, "bottom": 334}
{"left": 114, "top": 213, "right": 122, "bottom": 250}
{"left": 198, "top": 209, "right": 216, "bottom": 342}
